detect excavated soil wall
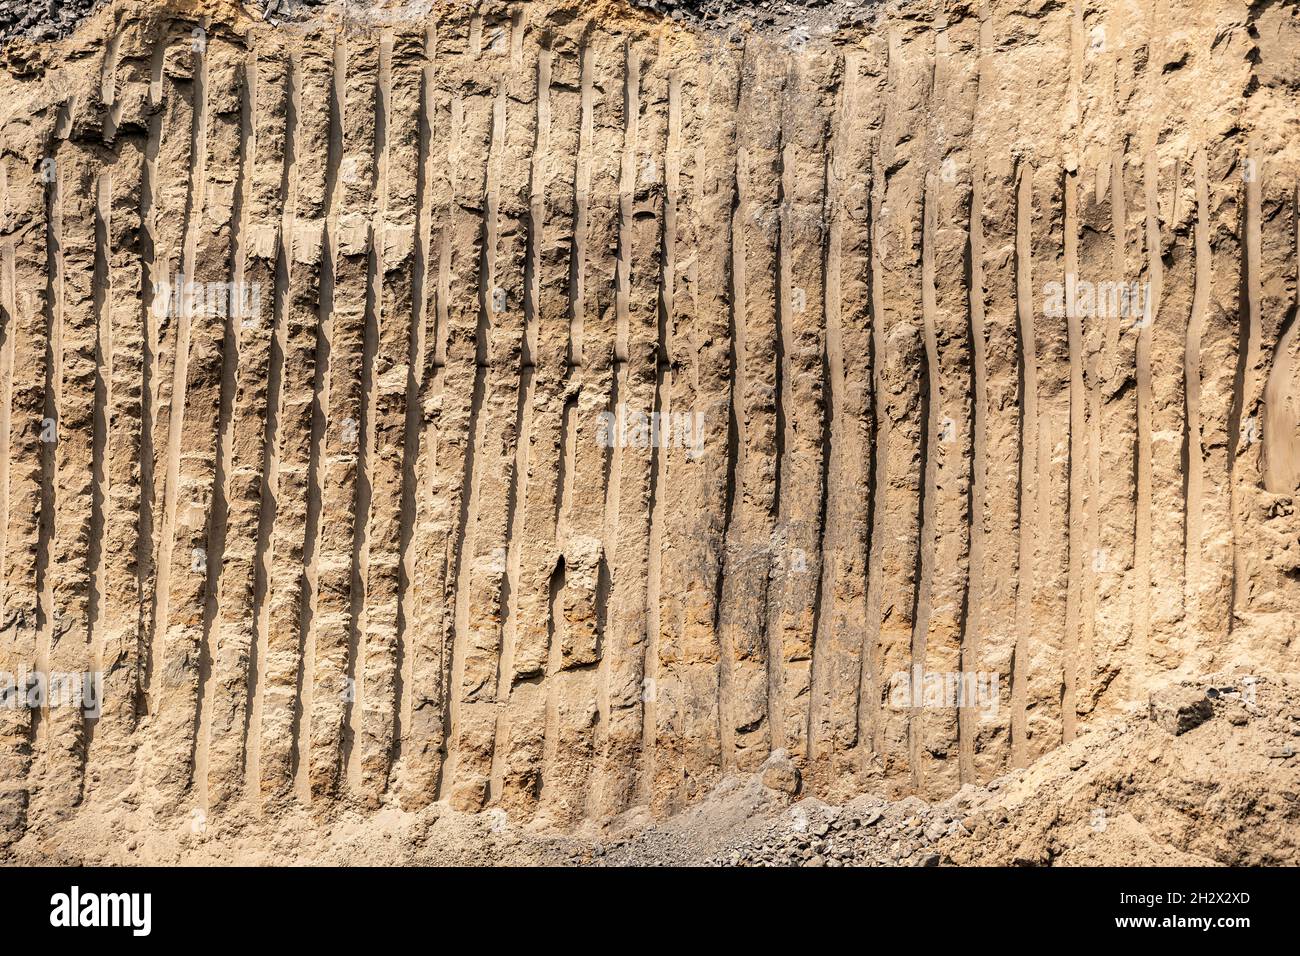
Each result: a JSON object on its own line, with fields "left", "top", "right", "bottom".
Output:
{"left": 0, "top": 0, "right": 1296, "bottom": 842}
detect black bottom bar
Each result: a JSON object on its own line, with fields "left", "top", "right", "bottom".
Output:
{"left": 0, "top": 865, "right": 1285, "bottom": 943}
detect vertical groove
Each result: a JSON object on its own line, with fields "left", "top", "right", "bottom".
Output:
{"left": 266, "top": 40, "right": 330, "bottom": 802}
{"left": 1060, "top": 0, "right": 1086, "bottom": 745}
{"left": 911, "top": 174, "right": 939, "bottom": 794}
{"left": 340, "top": 31, "right": 388, "bottom": 796}
{"left": 355, "top": 26, "right": 424, "bottom": 803}
{"left": 822, "top": 47, "right": 875, "bottom": 788}
{"left": 298, "top": 33, "right": 346, "bottom": 801}
{"left": 714, "top": 48, "right": 748, "bottom": 791}
{"left": 157, "top": 30, "right": 239, "bottom": 803}
{"left": 496, "top": 25, "right": 564, "bottom": 818}
{"left": 922, "top": 17, "right": 977, "bottom": 795}
{"left": 0, "top": 163, "right": 11, "bottom": 668}
{"left": 969, "top": 3, "right": 1015, "bottom": 782}
{"left": 145, "top": 24, "right": 235, "bottom": 806}
{"left": 1063, "top": 165, "right": 1086, "bottom": 742}
{"left": 41, "top": 101, "right": 95, "bottom": 818}
{"left": 766, "top": 63, "right": 789, "bottom": 765}
{"left": 0, "top": 138, "right": 50, "bottom": 842}
{"left": 395, "top": 23, "right": 437, "bottom": 781}
{"left": 1184, "top": 149, "right": 1209, "bottom": 632}
{"left": 959, "top": 13, "right": 988, "bottom": 782}
{"left": 491, "top": 29, "right": 559, "bottom": 816}
{"left": 136, "top": 37, "right": 179, "bottom": 717}
{"left": 1229, "top": 143, "right": 1262, "bottom": 631}
{"left": 522, "top": 30, "right": 581, "bottom": 820}
{"left": 443, "top": 35, "right": 496, "bottom": 806}
{"left": 1011, "top": 163, "right": 1037, "bottom": 769}
{"left": 453, "top": 6, "right": 535, "bottom": 810}
{"left": 1090, "top": 19, "right": 1138, "bottom": 713}
{"left": 1133, "top": 5, "right": 1159, "bottom": 690}
{"left": 239, "top": 35, "right": 311, "bottom": 806}
{"left": 642, "top": 57, "right": 676, "bottom": 801}
{"left": 94, "top": 42, "right": 149, "bottom": 789}
{"left": 917, "top": 17, "right": 980, "bottom": 792}
{"left": 439, "top": 8, "right": 495, "bottom": 806}
{"left": 771, "top": 50, "right": 831, "bottom": 768}
{"left": 446, "top": 20, "right": 508, "bottom": 809}
{"left": 867, "top": 28, "right": 926, "bottom": 791}
{"left": 86, "top": 171, "right": 111, "bottom": 776}
{"left": 0, "top": 136, "right": 52, "bottom": 841}
{"left": 391, "top": 25, "right": 436, "bottom": 782}
{"left": 33, "top": 103, "right": 66, "bottom": 783}
{"left": 396, "top": 23, "right": 447, "bottom": 807}
{"left": 402, "top": 12, "right": 474, "bottom": 807}
{"left": 672, "top": 44, "right": 737, "bottom": 805}
{"left": 810, "top": 49, "right": 845, "bottom": 772}
{"left": 147, "top": 26, "right": 208, "bottom": 728}
{"left": 1147, "top": 0, "right": 1189, "bottom": 672}
{"left": 719, "top": 39, "right": 782, "bottom": 775}
{"left": 309, "top": 31, "right": 378, "bottom": 797}
{"left": 858, "top": 45, "right": 886, "bottom": 776}
{"left": 202, "top": 39, "right": 270, "bottom": 810}
{"left": 594, "top": 35, "right": 664, "bottom": 818}
{"left": 591, "top": 36, "right": 636, "bottom": 816}
{"left": 1262, "top": 179, "right": 1300, "bottom": 496}
{"left": 84, "top": 164, "right": 108, "bottom": 774}
{"left": 0, "top": 159, "right": 20, "bottom": 836}
{"left": 542, "top": 24, "right": 619, "bottom": 826}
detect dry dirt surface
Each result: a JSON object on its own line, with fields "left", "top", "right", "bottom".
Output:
{"left": 0, "top": 0, "right": 1297, "bottom": 865}
{"left": 8, "top": 671, "right": 1298, "bottom": 864}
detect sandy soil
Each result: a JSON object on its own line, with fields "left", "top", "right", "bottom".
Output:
{"left": 8, "top": 671, "right": 1295, "bottom": 866}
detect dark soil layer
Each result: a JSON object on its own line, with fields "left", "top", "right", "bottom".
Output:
{"left": 1, "top": 0, "right": 102, "bottom": 44}
{"left": 0, "top": 0, "right": 336, "bottom": 44}
{"left": 3, "top": 1, "right": 881, "bottom": 46}
{"left": 631, "top": 0, "right": 879, "bottom": 30}
{"left": 633, "top": 0, "right": 834, "bottom": 20}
